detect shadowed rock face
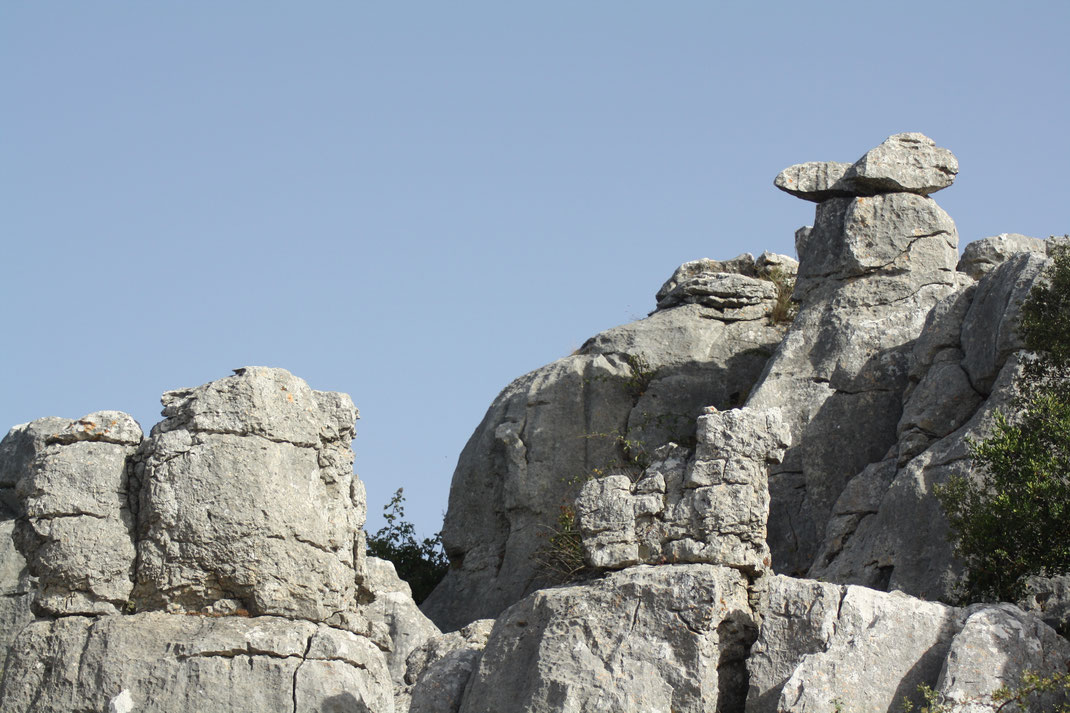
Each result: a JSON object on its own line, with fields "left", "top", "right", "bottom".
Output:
{"left": 422, "top": 255, "right": 794, "bottom": 632}
{"left": 751, "top": 133, "right": 963, "bottom": 577}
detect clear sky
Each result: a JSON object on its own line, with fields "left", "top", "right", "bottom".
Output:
{"left": 3, "top": 2, "right": 1068, "bottom": 538}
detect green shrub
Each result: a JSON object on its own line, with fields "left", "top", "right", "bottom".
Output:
{"left": 366, "top": 488, "right": 448, "bottom": 604}
{"left": 936, "top": 244, "right": 1070, "bottom": 603}
{"left": 898, "top": 671, "right": 1070, "bottom": 712}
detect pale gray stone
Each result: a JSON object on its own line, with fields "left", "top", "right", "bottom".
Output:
{"left": 842, "top": 132, "right": 958, "bottom": 196}
{"left": 363, "top": 556, "right": 441, "bottom": 688}
{"left": 134, "top": 367, "right": 367, "bottom": 628}
{"left": 936, "top": 605, "right": 1070, "bottom": 712}
{"left": 896, "top": 361, "right": 982, "bottom": 463}
{"left": 751, "top": 186, "right": 960, "bottom": 576}
{"left": 13, "top": 412, "right": 142, "bottom": 616}
{"left": 960, "top": 252, "right": 1048, "bottom": 394}
{"left": 1018, "top": 575, "right": 1070, "bottom": 638}
{"left": 810, "top": 356, "right": 1025, "bottom": 599}
{"left": 957, "top": 233, "right": 1047, "bottom": 280}
{"left": 0, "top": 417, "right": 70, "bottom": 492}
{"left": 458, "top": 565, "right": 756, "bottom": 713}
{"left": 424, "top": 278, "right": 788, "bottom": 631}
{"left": 750, "top": 578, "right": 962, "bottom": 713}
{"left": 0, "top": 612, "right": 393, "bottom": 713}
{"left": 774, "top": 161, "right": 853, "bottom": 202}
{"left": 403, "top": 619, "right": 494, "bottom": 713}
{"left": 578, "top": 408, "right": 788, "bottom": 574}
{"left": 0, "top": 519, "right": 35, "bottom": 684}
{"left": 745, "top": 575, "right": 845, "bottom": 713}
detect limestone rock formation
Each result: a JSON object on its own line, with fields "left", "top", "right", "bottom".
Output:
{"left": 1019, "top": 574, "right": 1070, "bottom": 638}
{"left": 0, "top": 368, "right": 425, "bottom": 713}
{"left": 746, "top": 575, "right": 1069, "bottom": 713}
{"left": 423, "top": 254, "right": 794, "bottom": 631}
{"left": 459, "top": 565, "right": 756, "bottom": 713}
{"left": 754, "top": 133, "right": 964, "bottom": 577}
{"left": 132, "top": 367, "right": 367, "bottom": 626}
{"left": 0, "top": 613, "right": 393, "bottom": 713}
{"left": 957, "top": 232, "right": 1047, "bottom": 279}
{"left": 11, "top": 411, "right": 142, "bottom": 617}
{"left": 363, "top": 556, "right": 441, "bottom": 689}
{"left": 576, "top": 406, "right": 789, "bottom": 574}
{"left": 404, "top": 618, "right": 494, "bottom": 713}
{"left": 3, "top": 134, "right": 1068, "bottom": 712}
{"left": 811, "top": 252, "right": 1051, "bottom": 599}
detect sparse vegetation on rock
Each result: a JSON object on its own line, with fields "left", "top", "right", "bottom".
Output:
{"left": 937, "top": 245, "right": 1070, "bottom": 603}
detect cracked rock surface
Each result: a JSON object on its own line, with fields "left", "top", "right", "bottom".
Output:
{"left": 577, "top": 407, "right": 789, "bottom": 574}
{"left": 132, "top": 367, "right": 367, "bottom": 625}
{"left": 751, "top": 133, "right": 963, "bottom": 577}
{"left": 12, "top": 411, "right": 142, "bottom": 617}
{"left": 0, "top": 612, "right": 393, "bottom": 713}
{"left": 423, "top": 255, "right": 792, "bottom": 631}
{"left": 458, "top": 564, "right": 756, "bottom": 713}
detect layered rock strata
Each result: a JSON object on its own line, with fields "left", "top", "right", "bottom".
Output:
{"left": 754, "top": 133, "right": 965, "bottom": 576}
{"left": 576, "top": 406, "right": 789, "bottom": 574}
{"left": 810, "top": 247, "right": 1056, "bottom": 598}
{"left": 0, "top": 368, "right": 434, "bottom": 713}
{"left": 423, "top": 253, "right": 795, "bottom": 630}
{"left": 132, "top": 367, "right": 368, "bottom": 625}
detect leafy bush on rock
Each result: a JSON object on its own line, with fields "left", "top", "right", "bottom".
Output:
{"left": 937, "top": 244, "right": 1070, "bottom": 603}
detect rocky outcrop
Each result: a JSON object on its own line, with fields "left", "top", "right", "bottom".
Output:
{"left": 363, "top": 557, "right": 441, "bottom": 689}
{"left": 810, "top": 252, "right": 1051, "bottom": 599}
{"left": 754, "top": 133, "right": 964, "bottom": 576}
{"left": 3, "top": 134, "right": 1067, "bottom": 712}
{"left": 0, "top": 368, "right": 429, "bottom": 713}
{"left": 404, "top": 618, "right": 494, "bottom": 713}
{"left": 132, "top": 367, "right": 369, "bottom": 628}
{"left": 423, "top": 254, "right": 794, "bottom": 631}
{"left": 13, "top": 412, "right": 142, "bottom": 617}
{"left": 957, "top": 232, "right": 1047, "bottom": 279}
{"left": 746, "top": 575, "right": 1069, "bottom": 713}
{"left": 1019, "top": 574, "right": 1070, "bottom": 638}
{"left": 0, "top": 613, "right": 393, "bottom": 713}
{"left": 459, "top": 564, "right": 756, "bottom": 713}
{"left": 576, "top": 407, "right": 789, "bottom": 574}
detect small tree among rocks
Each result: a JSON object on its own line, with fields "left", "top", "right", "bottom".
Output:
{"left": 937, "top": 242, "right": 1070, "bottom": 603}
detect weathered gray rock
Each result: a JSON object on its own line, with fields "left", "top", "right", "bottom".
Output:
{"left": 458, "top": 565, "right": 756, "bottom": 713}
{"left": 842, "top": 132, "right": 958, "bottom": 196}
{"left": 774, "top": 161, "right": 853, "bottom": 202}
{"left": 810, "top": 254, "right": 1055, "bottom": 599}
{"left": 960, "top": 252, "right": 1048, "bottom": 395}
{"left": 753, "top": 182, "right": 960, "bottom": 576}
{"left": 0, "top": 417, "right": 70, "bottom": 495}
{"left": 1018, "top": 574, "right": 1070, "bottom": 638}
{"left": 0, "top": 519, "right": 34, "bottom": 684}
{"left": 424, "top": 258, "right": 790, "bottom": 631}
{"left": 747, "top": 575, "right": 963, "bottom": 713}
{"left": 653, "top": 254, "right": 795, "bottom": 320}
{"left": 935, "top": 604, "right": 1070, "bottom": 712}
{"left": 133, "top": 367, "right": 367, "bottom": 628}
{"left": 957, "top": 233, "right": 1047, "bottom": 280}
{"left": 577, "top": 407, "right": 789, "bottom": 574}
{"left": 405, "top": 619, "right": 494, "bottom": 713}
{"left": 13, "top": 411, "right": 142, "bottom": 616}
{"left": 0, "top": 612, "right": 394, "bottom": 713}
{"left": 810, "top": 356, "right": 1024, "bottom": 599}
{"left": 363, "top": 556, "right": 440, "bottom": 688}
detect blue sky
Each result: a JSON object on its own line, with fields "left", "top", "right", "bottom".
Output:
{"left": 3, "top": 2, "right": 1068, "bottom": 538}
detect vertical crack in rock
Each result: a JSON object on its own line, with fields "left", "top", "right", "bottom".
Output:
{"left": 292, "top": 633, "right": 313, "bottom": 713}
